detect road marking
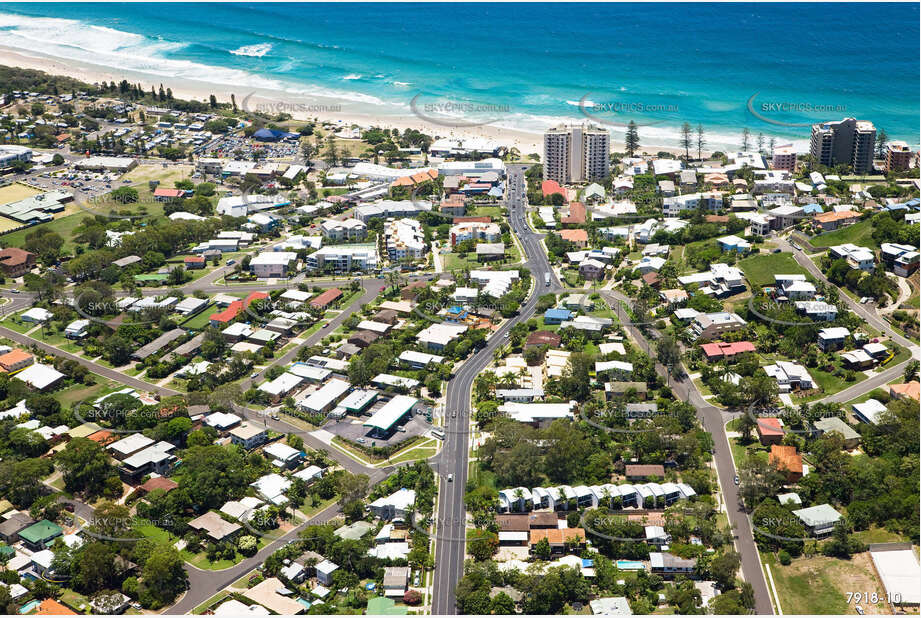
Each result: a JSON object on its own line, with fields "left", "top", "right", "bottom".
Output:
{"left": 763, "top": 561, "right": 783, "bottom": 615}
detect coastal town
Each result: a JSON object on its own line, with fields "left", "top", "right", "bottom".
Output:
{"left": 0, "top": 63, "right": 917, "bottom": 618}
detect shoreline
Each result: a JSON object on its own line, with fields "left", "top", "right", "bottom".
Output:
{"left": 2, "top": 46, "right": 745, "bottom": 159}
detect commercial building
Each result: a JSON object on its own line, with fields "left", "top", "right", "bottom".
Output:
{"left": 543, "top": 124, "right": 610, "bottom": 184}
{"left": 809, "top": 118, "right": 876, "bottom": 174}
{"left": 385, "top": 218, "right": 426, "bottom": 260}
{"left": 75, "top": 156, "right": 138, "bottom": 172}
{"left": 363, "top": 394, "right": 418, "bottom": 436}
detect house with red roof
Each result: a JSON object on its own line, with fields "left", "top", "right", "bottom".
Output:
{"left": 310, "top": 288, "right": 343, "bottom": 309}
{"left": 756, "top": 417, "right": 785, "bottom": 446}
{"left": 153, "top": 187, "right": 187, "bottom": 201}
{"left": 561, "top": 201, "right": 586, "bottom": 225}
{"left": 770, "top": 444, "right": 803, "bottom": 483}
{"left": 542, "top": 179, "right": 565, "bottom": 199}
{"left": 700, "top": 341, "right": 756, "bottom": 361}
{"left": 559, "top": 229, "right": 588, "bottom": 248}
{"left": 208, "top": 292, "right": 269, "bottom": 327}
{"left": 184, "top": 255, "right": 206, "bottom": 269}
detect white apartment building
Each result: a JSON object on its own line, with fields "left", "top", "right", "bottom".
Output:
{"left": 305, "top": 244, "right": 379, "bottom": 271}
{"left": 321, "top": 218, "right": 367, "bottom": 242}
{"left": 543, "top": 124, "right": 610, "bottom": 184}
{"left": 384, "top": 218, "right": 426, "bottom": 261}
{"left": 250, "top": 252, "right": 297, "bottom": 278}
{"left": 449, "top": 221, "right": 501, "bottom": 246}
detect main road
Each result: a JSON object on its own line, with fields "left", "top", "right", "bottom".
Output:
{"left": 431, "top": 164, "right": 560, "bottom": 614}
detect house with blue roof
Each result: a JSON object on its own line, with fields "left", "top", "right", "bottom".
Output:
{"left": 544, "top": 308, "right": 573, "bottom": 325}
{"left": 802, "top": 203, "right": 823, "bottom": 214}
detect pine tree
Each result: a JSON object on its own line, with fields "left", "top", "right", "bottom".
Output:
{"left": 680, "top": 122, "right": 693, "bottom": 161}
{"left": 875, "top": 129, "right": 889, "bottom": 159}
{"left": 625, "top": 120, "right": 640, "bottom": 157}
{"left": 696, "top": 124, "right": 705, "bottom": 161}
{"left": 741, "top": 128, "right": 751, "bottom": 152}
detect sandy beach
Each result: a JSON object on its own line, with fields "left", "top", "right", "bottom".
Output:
{"left": 0, "top": 46, "right": 691, "bottom": 157}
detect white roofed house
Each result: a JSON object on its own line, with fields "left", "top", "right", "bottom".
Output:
{"left": 595, "top": 360, "right": 634, "bottom": 380}
{"left": 498, "top": 488, "right": 532, "bottom": 513}
{"left": 228, "top": 422, "right": 268, "bottom": 450}
{"left": 416, "top": 322, "right": 467, "bottom": 352}
{"left": 64, "top": 319, "right": 90, "bottom": 339}
{"left": 251, "top": 473, "right": 292, "bottom": 506}
{"left": 262, "top": 442, "right": 302, "bottom": 468}
{"left": 498, "top": 401, "right": 577, "bottom": 428}
{"left": 295, "top": 378, "right": 351, "bottom": 415}
{"left": 774, "top": 274, "right": 816, "bottom": 300}
{"left": 829, "top": 244, "right": 876, "bottom": 271}
{"left": 689, "top": 312, "right": 746, "bottom": 340}
{"left": 793, "top": 300, "right": 838, "bottom": 321}
{"left": 368, "top": 488, "right": 416, "bottom": 522}
{"left": 763, "top": 361, "right": 815, "bottom": 392}
{"left": 817, "top": 326, "right": 850, "bottom": 351}
{"left": 320, "top": 217, "right": 367, "bottom": 241}
{"left": 258, "top": 372, "right": 305, "bottom": 402}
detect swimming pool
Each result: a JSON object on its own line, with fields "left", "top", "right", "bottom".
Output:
{"left": 296, "top": 598, "right": 312, "bottom": 610}
{"left": 616, "top": 560, "right": 646, "bottom": 570}
{"left": 19, "top": 600, "right": 40, "bottom": 614}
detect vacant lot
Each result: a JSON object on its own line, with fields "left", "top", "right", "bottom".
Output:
{"left": 810, "top": 220, "right": 877, "bottom": 249}
{"left": 739, "top": 252, "right": 812, "bottom": 288}
{"left": 764, "top": 551, "right": 889, "bottom": 614}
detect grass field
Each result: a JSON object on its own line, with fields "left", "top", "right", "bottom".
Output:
{"left": 738, "top": 252, "right": 812, "bottom": 288}
{"left": 763, "top": 551, "right": 888, "bottom": 615}
{"left": 0, "top": 182, "right": 42, "bottom": 203}
{"left": 809, "top": 220, "right": 877, "bottom": 249}
{"left": 179, "top": 304, "right": 216, "bottom": 330}
{"left": 0, "top": 201, "right": 104, "bottom": 252}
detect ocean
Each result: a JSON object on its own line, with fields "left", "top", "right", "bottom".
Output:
{"left": 0, "top": 2, "right": 917, "bottom": 150}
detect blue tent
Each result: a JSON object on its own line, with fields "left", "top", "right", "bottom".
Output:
{"left": 252, "top": 128, "right": 297, "bottom": 142}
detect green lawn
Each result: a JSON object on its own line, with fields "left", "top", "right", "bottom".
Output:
{"left": 738, "top": 252, "right": 812, "bottom": 288}
{"left": 53, "top": 375, "right": 120, "bottom": 407}
{"left": 180, "top": 304, "right": 216, "bottom": 330}
{"left": 762, "top": 551, "right": 887, "bottom": 615}
{"left": 0, "top": 315, "right": 39, "bottom": 334}
{"left": 192, "top": 591, "right": 231, "bottom": 615}
{"left": 809, "top": 220, "right": 877, "bottom": 249}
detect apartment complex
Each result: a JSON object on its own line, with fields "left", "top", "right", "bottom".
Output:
{"left": 543, "top": 124, "right": 610, "bottom": 184}
{"left": 771, "top": 144, "right": 797, "bottom": 172}
{"left": 384, "top": 218, "right": 426, "bottom": 261}
{"left": 809, "top": 117, "right": 876, "bottom": 174}
{"left": 885, "top": 141, "right": 914, "bottom": 173}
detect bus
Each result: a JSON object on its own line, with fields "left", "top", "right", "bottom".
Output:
{"left": 544, "top": 273, "right": 551, "bottom": 286}
{"left": 432, "top": 429, "right": 445, "bottom": 440}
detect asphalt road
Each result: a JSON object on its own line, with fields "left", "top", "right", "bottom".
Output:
{"left": 431, "top": 164, "right": 560, "bottom": 614}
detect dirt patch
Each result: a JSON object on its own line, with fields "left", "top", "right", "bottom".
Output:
{"left": 771, "top": 551, "right": 889, "bottom": 614}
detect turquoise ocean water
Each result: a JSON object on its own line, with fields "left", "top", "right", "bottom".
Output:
{"left": 0, "top": 3, "right": 917, "bottom": 149}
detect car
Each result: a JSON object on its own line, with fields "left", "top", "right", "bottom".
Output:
{"left": 227, "top": 259, "right": 236, "bottom": 265}
{"left": 451, "top": 411, "right": 457, "bottom": 418}
{"left": 503, "top": 332, "right": 509, "bottom": 338}
{"left": 772, "top": 248, "right": 781, "bottom": 253}
{"left": 322, "top": 322, "right": 329, "bottom": 328}
{"left": 447, "top": 474, "right": 453, "bottom": 482}
{"left": 357, "top": 438, "right": 366, "bottom": 444}
{"left": 413, "top": 574, "right": 421, "bottom": 586}
{"left": 380, "top": 285, "right": 386, "bottom": 291}
{"left": 271, "top": 414, "right": 279, "bottom": 420}
{"left": 733, "top": 475, "right": 740, "bottom": 485}
{"left": 250, "top": 373, "right": 259, "bottom": 379}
